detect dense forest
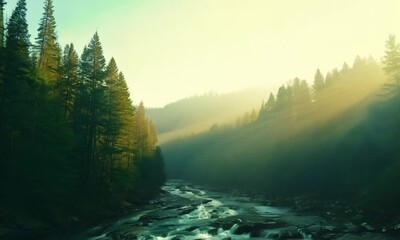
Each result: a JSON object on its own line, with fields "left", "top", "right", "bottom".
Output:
{"left": 0, "top": 0, "right": 165, "bottom": 235}
{"left": 163, "top": 36, "right": 400, "bottom": 214}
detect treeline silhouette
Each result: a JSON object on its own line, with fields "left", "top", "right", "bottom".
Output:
{"left": 163, "top": 38, "right": 400, "bottom": 213}
{"left": 146, "top": 89, "right": 267, "bottom": 143}
{"left": 0, "top": 0, "right": 165, "bottom": 232}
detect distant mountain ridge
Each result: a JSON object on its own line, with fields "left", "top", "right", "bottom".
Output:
{"left": 146, "top": 88, "right": 269, "bottom": 143}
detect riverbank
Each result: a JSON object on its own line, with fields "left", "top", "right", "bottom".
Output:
{"left": 262, "top": 195, "right": 400, "bottom": 239}
{"left": 0, "top": 192, "right": 162, "bottom": 240}
{"left": 42, "top": 180, "right": 400, "bottom": 240}
{"left": 201, "top": 183, "right": 400, "bottom": 239}
{"left": 4, "top": 180, "right": 400, "bottom": 239}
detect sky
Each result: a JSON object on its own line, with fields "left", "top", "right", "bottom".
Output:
{"left": 4, "top": 0, "right": 400, "bottom": 107}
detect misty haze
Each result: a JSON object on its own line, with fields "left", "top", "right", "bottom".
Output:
{"left": 0, "top": 0, "right": 400, "bottom": 240}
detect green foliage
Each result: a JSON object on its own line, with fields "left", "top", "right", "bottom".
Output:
{"left": 0, "top": 0, "right": 5, "bottom": 48}
{"left": 266, "top": 93, "right": 276, "bottom": 110}
{"left": 57, "top": 43, "right": 79, "bottom": 121}
{"left": 313, "top": 68, "right": 325, "bottom": 91}
{"left": 0, "top": 0, "right": 165, "bottom": 232}
{"left": 36, "top": 0, "right": 59, "bottom": 82}
{"left": 75, "top": 32, "right": 108, "bottom": 187}
{"left": 382, "top": 35, "right": 400, "bottom": 85}
{"left": 2, "top": 0, "right": 34, "bottom": 154}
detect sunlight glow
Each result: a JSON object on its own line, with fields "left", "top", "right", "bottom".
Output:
{"left": 5, "top": 0, "right": 400, "bottom": 107}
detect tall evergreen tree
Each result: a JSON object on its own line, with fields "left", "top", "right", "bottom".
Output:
{"left": 299, "top": 80, "right": 311, "bottom": 104}
{"left": 0, "top": 0, "right": 5, "bottom": 48}
{"left": 99, "top": 59, "right": 136, "bottom": 187}
{"left": 36, "top": 0, "right": 59, "bottom": 82}
{"left": 313, "top": 69, "right": 325, "bottom": 91}
{"left": 313, "top": 69, "right": 325, "bottom": 102}
{"left": 76, "top": 32, "right": 107, "bottom": 187}
{"left": 276, "top": 85, "right": 291, "bottom": 110}
{"left": 100, "top": 58, "right": 122, "bottom": 186}
{"left": 114, "top": 72, "right": 135, "bottom": 169}
{"left": 341, "top": 62, "right": 350, "bottom": 75}
{"left": 0, "top": 0, "right": 5, "bottom": 199}
{"left": 147, "top": 120, "right": 158, "bottom": 151}
{"left": 3, "top": 0, "right": 33, "bottom": 151}
{"left": 0, "top": 0, "right": 5, "bottom": 104}
{"left": 265, "top": 93, "right": 276, "bottom": 111}
{"left": 57, "top": 43, "right": 79, "bottom": 121}
{"left": 382, "top": 35, "right": 400, "bottom": 84}
{"left": 134, "top": 102, "right": 149, "bottom": 160}
{"left": 325, "top": 72, "right": 334, "bottom": 87}
{"left": 291, "top": 77, "right": 302, "bottom": 104}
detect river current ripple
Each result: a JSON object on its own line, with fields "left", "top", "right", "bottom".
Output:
{"left": 61, "top": 180, "right": 394, "bottom": 240}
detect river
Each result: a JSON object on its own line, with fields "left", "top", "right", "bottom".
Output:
{"left": 50, "top": 180, "right": 397, "bottom": 240}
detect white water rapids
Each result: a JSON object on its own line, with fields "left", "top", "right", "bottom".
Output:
{"left": 50, "top": 180, "right": 395, "bottom": 240}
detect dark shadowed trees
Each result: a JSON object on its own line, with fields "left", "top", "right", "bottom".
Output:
{"left": 0, "top": 0, "right": 5, "bottom": 48}
{"left": 57, "top": 43, "right": 79, "bottom": 121}
{"left": 2, "top": 0, "right": 33, "bottom": 153}
{"left": 0, "top": 1, "right": 165, "bottom": 231}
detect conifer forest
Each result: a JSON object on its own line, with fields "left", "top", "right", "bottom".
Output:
{"left": 1, "top": 1, "right": 400, "bottom": 240}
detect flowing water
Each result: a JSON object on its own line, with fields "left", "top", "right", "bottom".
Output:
{"left": 53, "top": 180, "right": 397, "bottom": 240}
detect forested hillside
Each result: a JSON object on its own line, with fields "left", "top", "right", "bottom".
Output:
{"left": 0, "top": 0, "right": 165, "bottom": 234}
{"left": 146, "top": 89, "right": 267, "bottom": 143}
{"left": 163, "top": 38, "right": 400, "bottom": 213}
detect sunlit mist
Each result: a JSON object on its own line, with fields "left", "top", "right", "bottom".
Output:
{"left": 5, "top": 0, "right": 400, "bottom": 107}
{"left": 2, "top": 0, "right": 400, "bottom": 238}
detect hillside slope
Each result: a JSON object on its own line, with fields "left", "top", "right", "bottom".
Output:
{"left": 161, "top": 57, "right": 400, "bottom": 213}
{"left": 146, "top": 88, "right": 268, "bottom": 143}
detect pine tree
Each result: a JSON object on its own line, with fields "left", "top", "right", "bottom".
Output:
{"left": 36, "top": 0, "right": 59, "bottom": 82}
{"left": 291, "top": 77, "right": 302, "bottom": 104}
{"left": 100, "top": 58, "right": 123, "bottom": 186}
{"left": 96, "top": 58, "right": 137, "bottom": 188}
{"left": 265, "top": 93, "right": 276, "bottom": 111}
{"left": 341, "top": 62, "right": 350, "bottom": 76}
{"left": 134, "top": 102, "right": 149, "bottom": 160}
{"left": 0, "top": 0, "right": 5, "bottom": 193}
{"left": 57, "top": 43, "right": 79, "bottom": 121}
{"left": 276, "top": 85, "right": 291, "bottom": 110}
{"left": 114, "top": 72, "right": 134, "bottom": 169}
{"left": 299, "top": 80, "right": 311, "bottom": 104}
{"left": 71, "top": 45, "right": 88, "bottom": 132}
{"left": 0, "top": 0, "right": 5, "bottom": 48}
{"left": 382, "top": 35, "right": 400, "bottom": 84}
{"left": 313, "top": 69, "right": 325, "bottom": 102}
{"left": 147, "top": 120, "right": 158, "bottom": 151}
{"left": 5, "top": 0, "right": 30, "bottom": 60}
{"left": 76, "top": 32, "right": 107, "bottom": 187}
{"left": 104, "top": 57, "right": 120, "bottom": 142}
{"left": 3, "top": 0, "right": 33, "bottom": 151}
{"left": 313, "top": 69, "right": 325, "bottom": 91}
{"left": 0, "top": 0, "right": 5, "bottom": 105}
{"left": 132, "top": 101, "right": 166, "bottom": 196}
{"left": 325, "top": 72, "right": 333, "bottom": 87}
